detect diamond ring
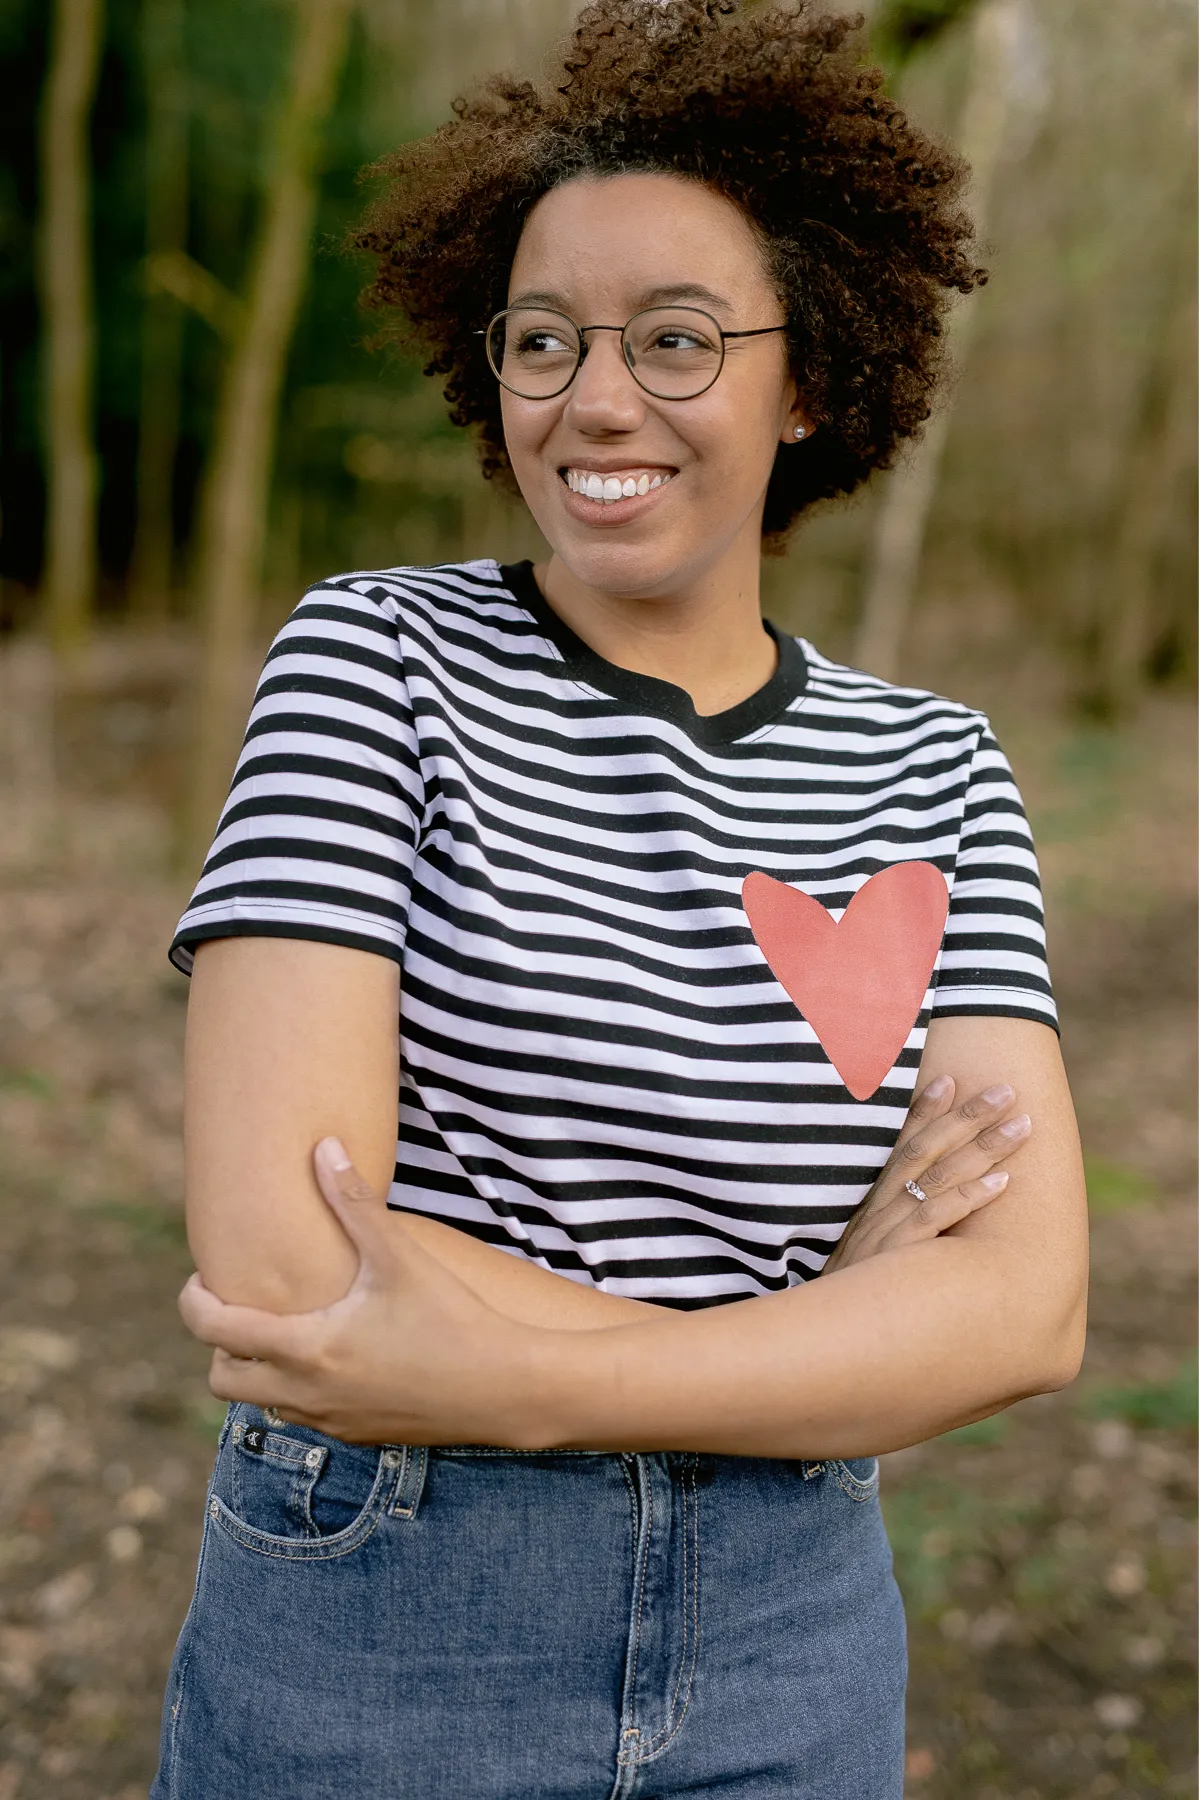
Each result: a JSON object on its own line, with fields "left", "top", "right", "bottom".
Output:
{"left": 904, "top": 1179, "right": 928, "bottom": 1203}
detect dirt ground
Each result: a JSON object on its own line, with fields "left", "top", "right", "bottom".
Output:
{"left": 0, "top": 645, "right": 1194, "bottom": 1800}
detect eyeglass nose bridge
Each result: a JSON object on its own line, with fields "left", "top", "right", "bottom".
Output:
{"left": 574, "top": 322, "right": 639, "bottom": 384}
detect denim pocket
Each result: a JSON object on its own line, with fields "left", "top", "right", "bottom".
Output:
{"left": 210, "top": 1406, "right": 405, "bottom": 1560}
{"left": 831, "top": 1457, "right": 880, "bottom": 1503}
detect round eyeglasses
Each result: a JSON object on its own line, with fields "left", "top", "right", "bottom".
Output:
{"left": 481, "top": 305, "right": 787, "bottom": 402}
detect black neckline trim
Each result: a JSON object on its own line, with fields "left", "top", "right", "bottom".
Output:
{"left": 497, "top": 559, "right": 808, "bottom": 748}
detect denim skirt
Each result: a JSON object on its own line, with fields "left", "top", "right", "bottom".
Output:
{"left": 151, "top": 1405, "right": 906, "bottom": 1799}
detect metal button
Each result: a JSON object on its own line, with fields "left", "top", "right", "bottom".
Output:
{"left": 382, "top": 1449, "right": 403, "bottom": 1469}
{"left": 305, "top": 1447, "right": 322, "bottom": 1469}
{"left": 209, "top": 1499, "right": 219, "bottom": 1517}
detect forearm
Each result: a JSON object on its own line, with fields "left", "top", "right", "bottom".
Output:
{"left": 397, "top": 1214, "right": 660, "bottom": 1328}
{"left": 512, "top": 1235, "right": 1086, "bottom": 1459}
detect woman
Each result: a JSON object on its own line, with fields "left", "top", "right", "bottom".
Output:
{"left": 153, "top": 3, "right": 1087, "bottom": 1795}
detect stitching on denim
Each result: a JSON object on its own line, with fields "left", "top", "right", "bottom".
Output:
{"left": 637, "top": 1454, "right": 701, "bottom": 1760}
{"left": 210, "top": 1493, "right": 388, "bottom": 1561}
{"left": 616, "top": 1456, "right": 653, "bottom": 1768}
{"left": 390, "top": 1444, "right": 428, "bottom": 1518}
{"left": 607, "top": 1456, "right": 643, "bottom": 1796}
{"left": 432, "top": 1446, "right": 609, "bottom": 1459}
{"left": 208, "top": 1445, "right": 400, "bottom": 1560}
{"left": 832, "top": 1458, "right": 880, "bottom": 1503}
{"left": 161, "top": 1476, "right": 220, "bottom": 1795}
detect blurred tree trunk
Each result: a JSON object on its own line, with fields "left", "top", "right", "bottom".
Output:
{"left": 185, "top": 0, "right": 353, "bottom": 869}
{"left": 1090, "top": 285, "right": 1196, "bottom": 715}
{"left": 38, "top": 0, "right": 105, "bottom": 656}
{"left": 129, "top": 0, "right": 188, "bottom": 618}
{"left": 853, "top": 0, "right": 1021, "bottom": 681}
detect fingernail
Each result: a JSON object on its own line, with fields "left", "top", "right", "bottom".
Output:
{"left": 982, "top": 1084, "right": 1015, "bottom": 1106}
{"left": 999, "top": 1113, "right": 1031, "bottom": 1138}
{"left": 980, "top": 1171, "right": 1009, "bottom": 1194}
{"left": 320, "top": 1136, "right": 353, "bottom": 1171}
{"left": 925, "top": 1075, "right": 953, "bottom": 1100}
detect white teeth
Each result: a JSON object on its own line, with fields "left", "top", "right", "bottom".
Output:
{"left": 565, "top": 469, "right": 672, "bottom": 502}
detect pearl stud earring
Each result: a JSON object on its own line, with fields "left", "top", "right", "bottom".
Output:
{"left": 793, "top": 426, "right": 806, "bottom": 439}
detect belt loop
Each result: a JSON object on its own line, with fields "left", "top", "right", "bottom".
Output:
{"left": 801, "top": 1461, "right": 825, "bottom": 1481}
{"left": 385, "top": 1445, "right": 429, "bottom": 1519}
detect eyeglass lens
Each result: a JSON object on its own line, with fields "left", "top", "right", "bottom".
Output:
{"left": 486, "top": 307, "right": 725, "bottom": 400}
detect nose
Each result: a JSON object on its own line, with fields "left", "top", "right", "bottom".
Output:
{"left": 562, "top": 329, "right": 646, "bottom": 434}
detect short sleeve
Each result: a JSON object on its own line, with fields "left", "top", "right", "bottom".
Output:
{"left": 931, "top": 724, "right": 1058, "bottom": 1031}
{"left": 169, "top": 583, "right": 423, "bottom": 975}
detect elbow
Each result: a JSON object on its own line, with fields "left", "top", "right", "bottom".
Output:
{"left": 1023, "top": 1293, "right": 1088, "bottom": 1396}
{"left": 187, "top": 1229, "right": 354, "bottom": 1315}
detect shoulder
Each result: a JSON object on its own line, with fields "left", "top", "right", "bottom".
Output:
{"left": 796, "top": 640, "right": 988, "bottom": 735}
{"left": 276, "top": 560, "right": 551, "bottom": 682}
{"left": 791, "top": 639, "right": 997, "bottom": 767}
{"left": 295, "top": 559, "right": 524, "bottom": 634}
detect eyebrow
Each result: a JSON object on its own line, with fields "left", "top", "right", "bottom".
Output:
{"left": 507, "top": 282, "right": 736, "bottom": 317}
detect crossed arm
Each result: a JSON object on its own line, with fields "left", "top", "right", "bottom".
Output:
{"left": 180, "top": 936, "right": 1089, "bottom": 1458}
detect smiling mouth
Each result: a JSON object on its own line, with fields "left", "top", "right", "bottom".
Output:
{"left": 560, "top": 466, "right": 676, "bottom": 503}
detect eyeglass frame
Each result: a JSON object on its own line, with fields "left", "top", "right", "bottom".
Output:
{"left": 476, "top": 304, "right": 789, "bottom": 402}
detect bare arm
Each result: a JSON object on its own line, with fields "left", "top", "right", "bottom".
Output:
{"left": 184, "top": 935, "right": 654, "bottom": 1324}
{"left": 186, "top": 1012, "right": 1087, "bottom": 1456}
{"left": 518, "top": 1014, "right": 1088, "bottom": 1456}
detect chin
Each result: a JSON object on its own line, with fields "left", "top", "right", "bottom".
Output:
{"left": 543, "top": 523, "right": 710, "bottom": 600}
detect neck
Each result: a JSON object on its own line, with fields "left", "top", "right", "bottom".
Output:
{"left": 536, "top": 524, "right": 775, "bottom": 716}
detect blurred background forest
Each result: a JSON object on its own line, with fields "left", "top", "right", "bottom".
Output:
{"left": 0, "top": 1, "right": 1195, "bottom": 1797}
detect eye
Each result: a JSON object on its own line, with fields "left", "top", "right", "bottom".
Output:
{"left": 517, "top": 329, "right": 574, "bottom": 356}
{"left": 647, "top": 326, "right": 713, "bottom": 354}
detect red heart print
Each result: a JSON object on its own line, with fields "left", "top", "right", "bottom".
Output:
{"left": 742, "top": 863, "right": 949, "bottom": 1101}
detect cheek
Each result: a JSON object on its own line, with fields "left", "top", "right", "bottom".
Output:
{"left": 498, "top": 395, "right": 556, "bottom": 481}
{"left": 683, "top": 396, "right": 783, "bottom": 496}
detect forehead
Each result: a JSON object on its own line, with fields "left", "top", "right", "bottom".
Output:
{"left": 508, "top": 172, "right": 774, "bottom": 315}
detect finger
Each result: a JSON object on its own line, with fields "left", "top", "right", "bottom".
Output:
{"left": 893, "top": 1083, "right": 1016, "bottom": 1179}
{"left": 208, "top": 1347, "right": 288, "bottom": 1406}
{"left": 312, "top": 1138, "right": 400, "bottom": 1277}
{"left": 883, "top": 1170, "right": 1009, "bottom": 1245}
{"left": 895, "top": 1073, "right": 956, "bottom": 1147}
{"left": 919, "top": 1114, "right": 1031, "bottom": 1195}
{"left": 179, "top": 1273, "right": 306, "bottom": 1362}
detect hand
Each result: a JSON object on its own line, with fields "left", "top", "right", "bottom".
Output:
{"left": 821, "top": 1076, "right": 1031, "bottom": 1275}
{"left": 179, "top": 1139, "right": 533, "bottom": 1445}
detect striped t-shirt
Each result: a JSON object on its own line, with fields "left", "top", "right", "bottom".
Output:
{"left": 172, "top": 558, "right": 1056, "bottom": 1309}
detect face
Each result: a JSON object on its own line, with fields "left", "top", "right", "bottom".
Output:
{"left": 499, "top": 172, "right": 804, "bottom": 599}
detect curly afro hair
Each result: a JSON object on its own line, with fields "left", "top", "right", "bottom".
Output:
{"left": 351, "top": 0, "right": 984, "bottom": 546}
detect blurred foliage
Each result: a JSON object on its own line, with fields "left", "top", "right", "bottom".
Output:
{"left": 0, "top": 0, "right": 1194, "bottom": 706}
{"left": 943, "top": 1415, "right": 1011, "bottom": 1446}
{"left": 1082, "top": 1358, "right": 1198, "bottom": 1431}
{"left": 1084, "top": 1154, "right": 1157, "bottom": 1216}
{"left": 870, "top": 0, "right": 977, "bottom": 73}
{"left": 93, "top": 1197, "right": 190, "bottom": 1251}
